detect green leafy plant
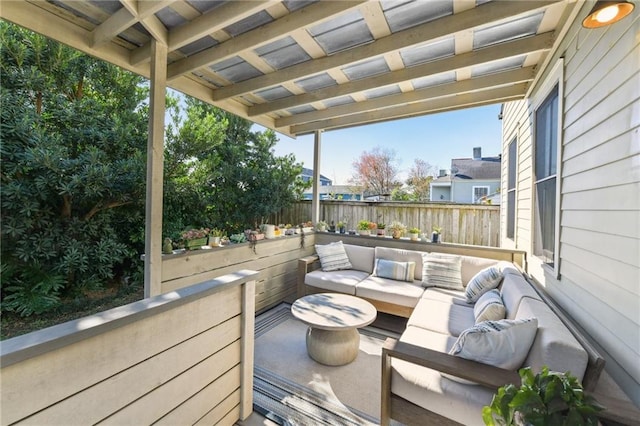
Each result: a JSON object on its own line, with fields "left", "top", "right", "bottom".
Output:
{"left": 409, "top": 227, "right": 421, "bottom": 234}
{"left": 432, "top": 225, "right": 442, "bottom": 234}
{"left": 482, "top": 367, "right": 603, "bottom": 426}
{"left": 316, "top": 220, "right": 328, "bottom": 230}
{"left": 377, "top": 223, "right": 386, "bottom": 229}
{"left": 358, "top": 220, "right": 373, "bottom": 231}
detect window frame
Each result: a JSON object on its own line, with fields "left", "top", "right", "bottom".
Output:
{"left": 472, "top": 185, "right": 490, "bottom": 203}
{"left": 506, "top": 137, "right": 517, "bottom": 240}
{"left": 531, "top": 59, "right": 563, "bottom": 277}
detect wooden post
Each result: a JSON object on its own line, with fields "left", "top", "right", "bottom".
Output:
{"left": 240, "top": 279, "right": 256, "bottom": 420}
{"left": 381, "top": 342, "right": 392, "bottom": 426}
{"left": 311, "top": 130, "right": 322, "bottom": 225}
{"left": 144, "top": 40, "right": 167, "bottom": 298}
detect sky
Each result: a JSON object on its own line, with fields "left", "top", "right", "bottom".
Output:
{"left": 265, "top": 104, "right": 504, "bottom": 185}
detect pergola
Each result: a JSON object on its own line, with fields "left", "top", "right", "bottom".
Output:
{"left": 1, "top": 0, "right": 579, "bottom": 296}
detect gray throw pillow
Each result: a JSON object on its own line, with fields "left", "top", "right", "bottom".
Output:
{"left": 315, "top": 241, "right": 352, "bottom": 272}
{"left": 473, "top": 289, "right": 506, "bottom": 323}
{"left": 421, "top": 253, "right": 463, "bottom": 290}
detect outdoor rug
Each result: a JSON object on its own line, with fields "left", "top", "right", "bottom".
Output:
{"left": 253, "top": 303, "right": 401, "bottom": 425}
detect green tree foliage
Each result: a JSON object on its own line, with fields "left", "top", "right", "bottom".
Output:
{"left": 1, "top": 22, "right": 148, "bottom": 315}
{"left": 406, "top": 159, "right": 436, "bottom": 201}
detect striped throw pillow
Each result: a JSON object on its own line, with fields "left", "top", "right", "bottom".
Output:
{"left": 465, "top": 265, "right": 503, "bottom": 303}
{"left": 473, "top": 289, "right": 505, "bottom": 323}
{"left": 374, "top": 258, "right": 416, "bottom": 282}
{"left": 315, "top": 241, "right": 352, "bottom": 272}
{"left": 421, "top": 253, "right": 463, "bottom": 290}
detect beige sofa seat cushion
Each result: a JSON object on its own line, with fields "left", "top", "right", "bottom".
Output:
{"left": 515, "top": 297, "right": 588, "bottom": 382}
{"left": 459, "top": 255, "right": 499, "bottom": 285}
{"left": 304, "top": 269, "right": 369, "bottom": 295}
{"left": 500, "top": 273, "right": 542, "bottom": 319}
{"left": 421, "top": 287, "right": 469, "bottom": 306}
{"left": 391, "top": 326, "right": 494, "bottom": 426}
{"left": 408, "top": 298, "right": 475, "bottom": 337}
{"left": 343, "top": 244, "right": 375, "bottom": 273}
{"left": 355, "top": 276, "right": 424, "bottom": 308}
{"left": 374, "top": 247, "right": 425, "bottom": 280}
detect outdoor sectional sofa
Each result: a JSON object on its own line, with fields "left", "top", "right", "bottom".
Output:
{"left": 297, "top": 242, "right": 604, "bottom": 425}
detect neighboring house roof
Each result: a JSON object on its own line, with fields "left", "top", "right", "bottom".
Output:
{"left": 301, "top": 167, "right": 331, "bottom": 183}
{"left": 450, "top": 156, "right": 501, "bottom": 180}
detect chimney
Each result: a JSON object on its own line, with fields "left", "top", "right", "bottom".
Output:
{"left": 438, "top": 169, "right": 447, "bottom": 177}
{"left": 473, "top": 147, "right": 482, "bottom": 160}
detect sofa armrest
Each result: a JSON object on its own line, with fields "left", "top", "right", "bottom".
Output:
{"left": 297, "top": 255, "right": 319, "bottom": 298}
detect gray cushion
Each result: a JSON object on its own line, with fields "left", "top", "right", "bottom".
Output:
{"left": 421, "top": 287, "right": 469, "bottom": 306}
{"left": 356, "top": 276, "right": 424, "bottom": 308}
{"left": 315, "top": 241, "right": 352, "bottom": 271}
{"left": 473, "top": 289, "right": 506, "bottom": 323}
{"left": 500, "top": 274, "right": 542, "bottom": 319}
{"left": 374, "top": 247, "right": 425, "bottom": 280}
{"left": 408, "top": 298, "right": 475, "bottom": 337}
{"left": 422, "top": 253, "right": 463, "bottom": 290}
{"left": 465, "top": 265, "right": 503, "bottom": 302}
{"left": 374, "top": 258, "right": 415, "bottom": 282}
{"left": 515, "top": 297, "right": 588, "bottom": 382}
{"left": 343, "top": 244, "right": 375, "bottom": 273}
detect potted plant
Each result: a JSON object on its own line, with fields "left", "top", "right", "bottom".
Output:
{"left": 358, "top": 220, "right": 372, "bottom": 236}
{"left": 181, "top": 227, "right": 210, "bottom": 250}
{"left": 316, "top": 220, "right": 328, "bottom": 232}
{"left": 431, "top": 225, "right": 442, "bottom": 243}
{"left": 408, "top": 227, "right": 421, "bottom": 241}
{"left": 389, "top": 221, "right": 406, "bottom": 239}
{"left": 483, "top": 366, "right": 603, "bottom": 426}
{"left": 329, "top": 220, "right": 336, "bottom": 233}
{"left": 376, "top": 223, "right": 386, "bottom": 236}
{"left": 284, "top": 224, "right": 295, "bottom": 235}
{"left": 208, "top": 228, "right": 225, "bottom": 247}
{"left": 368, "top": 221, "right": 377, "bottom": 235}
{"left": 337, "top": 220, "right": 347, "bottom": 234}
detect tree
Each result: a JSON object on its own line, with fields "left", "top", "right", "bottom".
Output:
{"left": 407, "top": 159, "right": 436, "bottom": 201}
{"left": 1, "top": 22, "right": 148, "bottom": 316}
{"left": 350, "top": 147, "right": 401, "bottom": 196}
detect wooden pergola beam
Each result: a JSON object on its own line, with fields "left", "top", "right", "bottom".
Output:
{"left": 276, "top": 67, "right": 535, "bottom": 128}
{"left": 212, "top": 0, "right": 558, "bottom": 100}
{"left": 290, "top": 83, "right": 527, "bottom": 135}
{"left": 249, "top": 32, "right": 553, "bottom": 116}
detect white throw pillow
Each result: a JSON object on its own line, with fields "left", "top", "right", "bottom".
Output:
{"left": 374, "top": 258, "right": 416, "bottom": 282}
{"left": 421, "top": 253, "right": 463, "bottom": 290}
{"left": 465, "top": 265, "right": 503, "bottom": 303}
{"left": 473, "top": 289, "right": 506, "bottom": 323}
{"left": 315, "top": 241, "right": 352, "bottom": 272}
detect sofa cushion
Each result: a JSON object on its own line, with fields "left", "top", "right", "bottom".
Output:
{"left": 374, "top": 247, "right": 425, "bottom": 280}
{"left": 421, "top": 287, "right": 469, "bottom": 306}
{"left": 500, "top": 273, "right": 542, "bottom": 319}
{"left": 391, "top": 326, "right": 495, "bottom": 425}
{"left": 356, "top": 276, "right": 424, "bottom": 308}
{"left": 315, "top": 241, "right": 352, "bottom": 271}
{"left": 343, "top": 244, "right": 375, "bottom": 274}
{"left": 408, "top": 298, "right": 475, "bottom": 337}
{"left": 473, "top": 289, "right": 506, "bottom": 323}
{"left": 422, "top": 253, "right": 463, "bottom": 290}
{"left": 449, "top": 317, "right": 538, "bottom": 372}
{"left": 374, "top": 258, "right": 416, "bottom": 282}
{"left": 465, "top": 265, "right": 503, "bottom": 302}
{"left": 515, "top": 297, "right": 588, "bottom": 382}
{"left": 459, "top": 256, "right": 500, "bottom": 285}
{"left": 304, "top": 269, "right": 369, "bottom": 295}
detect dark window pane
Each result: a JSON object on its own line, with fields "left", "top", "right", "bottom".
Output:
{"left": 507, "top": 190, "right": 516, "bottom": 239}
{"left": 536, "top": 178, "right": 556, "bottom": 266}
{"left": 508, "top": 139, "right": 517, "bottom": 190}
{"left": 535, "top": 86, "right": 558, "bottom": 180}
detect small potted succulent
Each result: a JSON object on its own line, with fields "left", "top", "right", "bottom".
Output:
{"left": 208, "top": 228, "right": 225, "bottom": 247}
{"left": 181, "top": 227, "right": 210, "bottom": 250}
{"left": 431, "top": 225, "right": 442, "bottom": 243}
{"left": 483, "top": 366, "right": 602, "bottom": 426}
{"left": 376, "top": 223, "right": 386, "bottom": 236}
{"left": 389, "top": 221, "right": 406, "bottom": 239}
{"left": 337, "top": 220, "right": 347, "bottom": 234}
{"left": 358, "top": 219, "right": 373, "bottom": 236}
{"left": 316, "top": 220, "right": 328, "bottom": 232}
{"left": 284, "top": 224, "right": 295, "bottom": 235}
{"left": 329, "top": 220, "right": 336, "bottom": 233}
{"left": 408, "top": 227, "right": 421, "bottom": 241}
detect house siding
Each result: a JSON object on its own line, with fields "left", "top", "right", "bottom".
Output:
{"left": 451, "top": 179, "right": 500, "bottom": 204}
{"left": 500, "top": 4, "right": 640, "bottom": 405}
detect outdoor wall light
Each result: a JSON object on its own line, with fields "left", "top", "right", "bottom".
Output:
{"left": 582, "top": 1, "right": 635, "bottom": 28}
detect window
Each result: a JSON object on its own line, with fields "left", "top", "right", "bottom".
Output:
{"left": 507, "top": 138, "right": 517, "bottom": 239}
{"left": 534, "top": 85, "right": 559, "bottom": 267}
{"left": 472, "top": 186, "right": 489, "bottom": 203}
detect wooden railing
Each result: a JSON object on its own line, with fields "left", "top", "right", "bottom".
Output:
{"left": 1, "top": 270, "right": 258, "bottom": 426}
{"left": 269, "top": 200, "right": 501, "bottom": 247}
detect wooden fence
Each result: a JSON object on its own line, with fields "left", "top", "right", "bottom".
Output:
{"left": 269, "top": 201, "right": 501, "bottom": 247}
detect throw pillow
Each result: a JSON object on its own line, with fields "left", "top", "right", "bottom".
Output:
{"left": 421, "top": 253, "right": 463, "bottom": 290}
{"left": 444, "top": 318, "right": 538, "bottom": 384}
{"left": 315, "top": 241, "right": 352, "bottom": 272}
{"left": 374, "top": 258, "right": 416, "bottom": 282}
{"left": 473, "top": 289, "right": 506, "bottom": 323}
{"left": 465, "top": 265, "right": 503, "bottom": 303}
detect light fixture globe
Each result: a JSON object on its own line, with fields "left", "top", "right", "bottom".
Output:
{"left": 582, "top": 1, "right": 635, "bottom": 28}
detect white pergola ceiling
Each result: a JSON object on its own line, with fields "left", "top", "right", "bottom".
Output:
{"left": 1, "top": 0, "right": 576, "bottom": 137}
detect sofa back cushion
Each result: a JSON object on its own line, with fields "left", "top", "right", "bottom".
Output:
{"left": 375, "top": 247, "right": 424, "bottom": 280}
{"left": 459, "top": 256, "right": 500, "bottom": 285}
{"left": 500, "top": 273, "right": 542, "bottom": 319}
{"left": 344, "top": 244, "right": 375, "bottom": 273}
{"left": 515, "top": 297, "right": 588, "bottom": 382}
